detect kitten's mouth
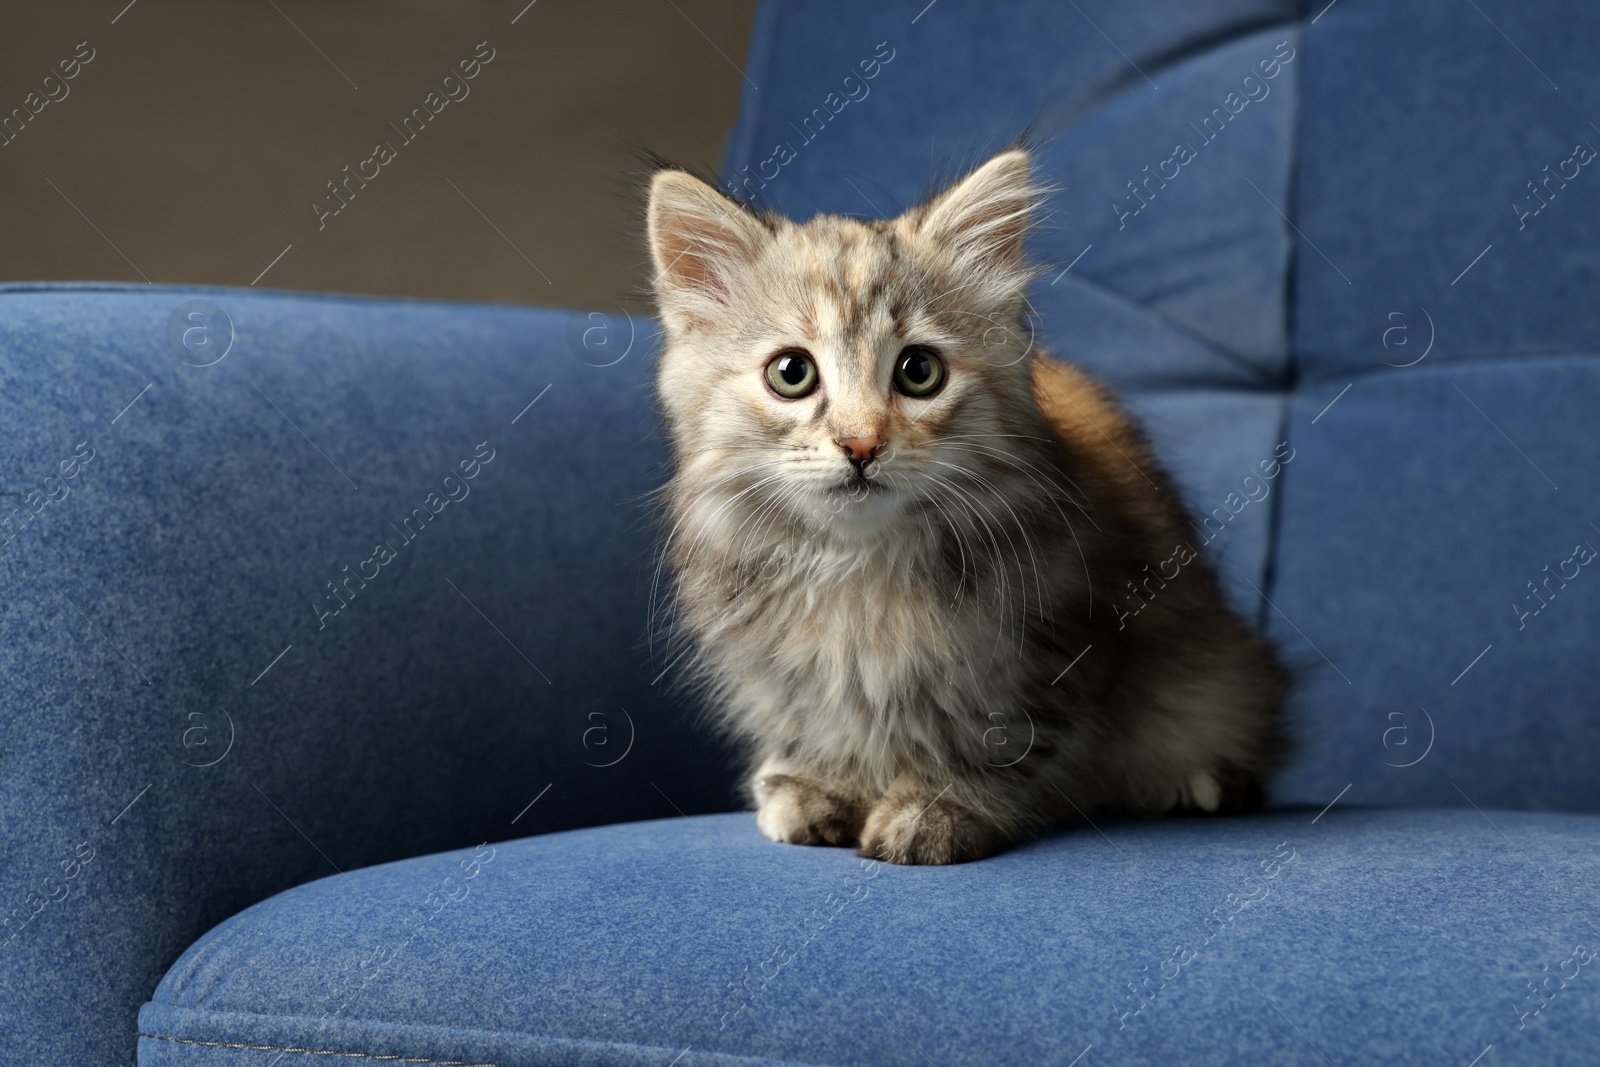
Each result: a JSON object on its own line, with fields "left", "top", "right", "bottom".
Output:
{"left": 833, "top": 472, "right": 888, "bottom": 494}
{"left": 810, "top": 472, "right": 903, "bottom": 531}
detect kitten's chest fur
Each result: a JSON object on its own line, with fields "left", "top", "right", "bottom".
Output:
{"left": 669, "top": 509, "right": 1048, "bottom": 791}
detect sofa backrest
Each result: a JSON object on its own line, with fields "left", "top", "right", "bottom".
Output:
{"left": 724, "top": 0, "right": 1600, "bottom": 813}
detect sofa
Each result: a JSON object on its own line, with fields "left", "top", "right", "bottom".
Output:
{"left": 5, "top": 0, "right": 1599, "bottom": 1063}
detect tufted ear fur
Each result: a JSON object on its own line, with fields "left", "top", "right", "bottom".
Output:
{"left": 914, "top": 149, "right": 1042, "bottom": 280}
{"left": 648, "top": 169, "right": 771, "bottom": 316}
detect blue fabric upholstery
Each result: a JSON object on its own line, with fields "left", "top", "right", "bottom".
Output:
{"left": 1272, "top": 0, "right": 1600, "bottom": 812}
{"left": 0, "top": 284, "right": 735, "bottom": 1060}
{"left": 139, "top": 810, "right": 1600, "bottom": 1066}
{"left": 2, "top": 0, "right": 1598, "bottom": 1063}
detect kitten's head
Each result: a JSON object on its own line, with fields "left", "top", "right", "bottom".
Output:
{"left": 648, "top": 149, "right": 1047, "bottom": 540}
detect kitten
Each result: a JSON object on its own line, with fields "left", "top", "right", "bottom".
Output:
{"left": 646, "top": 148, "right": 1288, "bottom": 865}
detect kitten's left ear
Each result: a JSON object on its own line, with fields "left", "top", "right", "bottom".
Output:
{"left": 915, "top": 149, "right": 1040, "bottom": 273}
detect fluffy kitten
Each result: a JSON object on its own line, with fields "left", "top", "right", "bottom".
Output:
{"left": 646, "top": 148, "right": 1287, "bottom": 865}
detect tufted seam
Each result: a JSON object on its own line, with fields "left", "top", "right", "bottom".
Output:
{"left": 1254, "top": 6, "right": 1310, "bottom": 632}
{"left": 1044, "top": 271, "right": 1279, "bottom": 389}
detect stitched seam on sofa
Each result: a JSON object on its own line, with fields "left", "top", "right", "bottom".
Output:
{"left": 1294, "top": 348, "right": 1600, "bottom": 392}
{"left": 1262, "top": 3, "right": 1303, "bottom": 633}
{"left": 1255, "top": 384, "right": 1294, "bottom": 636}
{"left": 139, "top": 1000, "right": 824, "bottom": 1067}
{"left": 139, "top": 1033, "right": 512, "bottom": 1066}
{"left": 138, "top": 1031, "right": 822, "bottom": 1067}
{"left": 1280, "top": 12, "right": 1305, "bottom": 393}
{"left": 1254, "top": 12, "right": 1305, "bottom": 633}
{"left": 1046, "top": 272, "right": 1276, "bottom": 387}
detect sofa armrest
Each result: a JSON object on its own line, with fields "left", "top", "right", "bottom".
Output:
{"left": 0, "top": 284, "right": 736, "bottom": 1060}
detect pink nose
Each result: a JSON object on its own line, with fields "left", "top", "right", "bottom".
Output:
{"left": 835, "top": 435, "right": 884, "bottom": 465}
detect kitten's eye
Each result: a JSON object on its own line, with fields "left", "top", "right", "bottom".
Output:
{"left": 893, "top": 345, "right": 945, "bottom": 398}
{"left": 764, "top": 349, "right": 819, "bottom": 399}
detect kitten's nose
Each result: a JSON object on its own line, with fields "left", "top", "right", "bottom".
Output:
{"left": 835, "top": 434, "right": 884, "bottom": 467}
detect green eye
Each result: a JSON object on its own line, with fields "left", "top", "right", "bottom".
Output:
{"left": 765, "top": 349, "right": 819, "bottom": 399}
{"left": 893, "top": 345, "right": 944, "bottom": 397}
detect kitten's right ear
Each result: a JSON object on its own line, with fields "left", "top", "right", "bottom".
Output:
{"left": 647, "top": 169, "right": 769, "bottom": 304}
{"left": 915, "top": 149, "right": 1040, "bottom": 275}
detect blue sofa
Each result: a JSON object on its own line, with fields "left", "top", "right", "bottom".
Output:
{"left": 5, "top": 1, "right": 1599, "bottom": 1063}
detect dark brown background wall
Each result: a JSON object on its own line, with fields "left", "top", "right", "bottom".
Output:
{"left": 0, "top": 1, "right": 758, "bottom": 309}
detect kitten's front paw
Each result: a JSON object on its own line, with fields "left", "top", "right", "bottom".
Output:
{"left": 857, "top": 787, "right": 1005, "bottom": 865}
{"left": 755, "top": 775, "right": 868, "bottom": 847}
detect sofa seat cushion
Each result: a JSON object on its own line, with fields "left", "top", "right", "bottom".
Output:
{"left": 139, "top": 809, "right": 1600, "bottom": 1066}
